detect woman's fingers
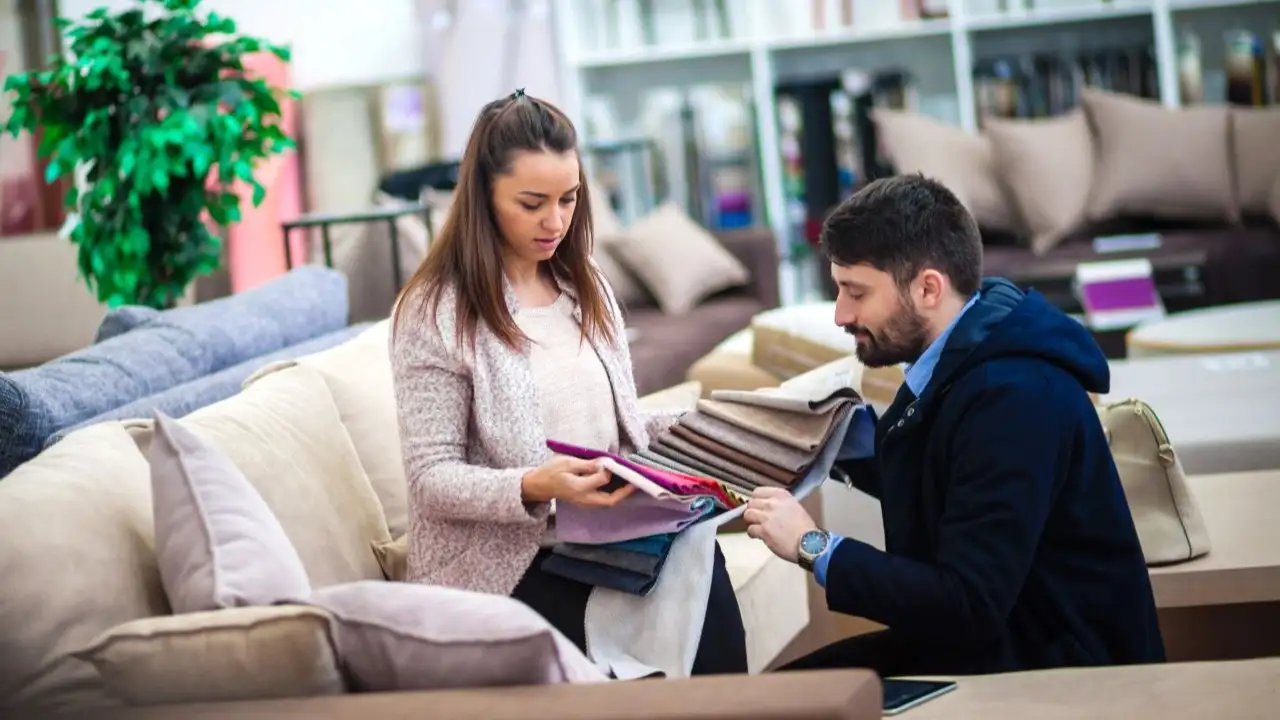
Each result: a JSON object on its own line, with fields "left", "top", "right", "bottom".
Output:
{"left": 562, "top": 456, "right": 604, "bottom": 475}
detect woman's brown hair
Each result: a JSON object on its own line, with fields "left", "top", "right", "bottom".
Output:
{"left": 392, "top": 92, "right": 616, "bottom": 353}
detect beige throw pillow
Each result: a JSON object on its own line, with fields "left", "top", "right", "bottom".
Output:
{"left": 985, "top": 110, "right": 1094, "bottom": 255}
{"left": 149, "top": 411, "right": 312, "bottom": 613}
{"left": 589, "top": 181, "right": 651, "bottom": 308}
{"left": 1082, "top": 89, "right": 1237, "bottom": 223}
{"left": 248, "top": 322, "right": 412, "bottom": 539}
{"left": 1231, "top": 107, "right": 1280, "bottom": 215}
{"left": 303, "top": 581, "right": 608, "bottom": 691}
{"left": 75, "top": 606, "right": 345, "bottom": 706}
{"left": 606, "top": 202, "right": 750, "bottom": 316}
{"left": 372, "top": 535, "right": 408, "bottom": 582}
{"left": 166, "top": 365, "right": 392, "bottom": 588}
{"left": 871, "top": 109, "right": 1021, "bottom": 233}
{"left": 0, "top": 423, "right": 168, "bottom": 710}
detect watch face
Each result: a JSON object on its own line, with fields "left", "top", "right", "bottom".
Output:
{"left": 800, "top": 530, "right": 827, "bottom": 555}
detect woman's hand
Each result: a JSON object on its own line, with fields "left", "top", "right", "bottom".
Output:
{"left": 521, "top": 455, "right": 636, "bottom": 508}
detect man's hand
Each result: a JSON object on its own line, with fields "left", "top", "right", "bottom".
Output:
{"left": 742, "top": 487, "right": 818, "bottom": 563}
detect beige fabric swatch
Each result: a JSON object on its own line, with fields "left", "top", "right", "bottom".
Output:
{"left": 678, "top": 411, "right": 815, "bottom": 473}
{"left": 696, "top": 397, "right": 842, "bottom": 452}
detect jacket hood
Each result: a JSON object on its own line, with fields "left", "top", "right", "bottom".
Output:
{"left": 929, "top": 278, "right": 1110, "bottom": 397}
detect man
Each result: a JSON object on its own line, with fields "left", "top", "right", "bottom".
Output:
{"left": 742, "top": 174, "right": 1164, "bottom": 677}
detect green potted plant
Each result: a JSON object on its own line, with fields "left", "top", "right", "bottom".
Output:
{"left": 2, "top": 0, "right": 296, "bottom": 308}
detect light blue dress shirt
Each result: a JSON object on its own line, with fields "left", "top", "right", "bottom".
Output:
{"left": 813, "top": 293, "right": 980, "bottom": 587}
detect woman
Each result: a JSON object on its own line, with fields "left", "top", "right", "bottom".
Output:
{"left": 390, "top": 90, "right": 747, "bottom": 677}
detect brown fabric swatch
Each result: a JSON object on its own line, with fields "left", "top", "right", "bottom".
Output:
{"left": 669, "top": 424, "right": 798, "bottom": 484}
{"left": 657, "top": 433, "right": 790, "bottom": 489}
{"left": 649, "top": 440, "right": 763, "bottom": 494}
{"left": 677, "top": 412, "right": 815, "bottom": 472}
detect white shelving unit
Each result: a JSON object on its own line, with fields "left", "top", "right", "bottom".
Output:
{"left": 553, "top": 0, "right": 1279, "bottom": 301}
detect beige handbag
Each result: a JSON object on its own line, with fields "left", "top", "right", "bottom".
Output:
{"left": 1097, "top": 398, "right": 1211, "bottom": 566}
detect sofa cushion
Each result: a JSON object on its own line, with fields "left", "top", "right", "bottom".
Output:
{"left": 75, "top": 605, "right": 345, "bottom": 706}
{"left": 303, "top": 581, "right": 607, "bottom": 691}
{"left": 45, "top": 323, "right": 372, "bottom": 448}
{"left": 141, "top": 266, "right": 351, "bottom": 372}
{"left": 93, "top": 306, "right": 161, "bottom": 343}
{"left": 626, "top": 296, "right": 763, "bottom": 396}
{"left": 247, "top": 321, "right": 410, "bottom": 538}
{"left": 149, "top": 411, "right": 312, "bottom": 613}
{"left": 130, "top": 365, "right": 392, "bottom": 590}
{"left": 0, "top": 322, "right": 212, "bottom": 479}
{"left": 686, "top": 329, "right": 783, "bottom": 398}
{"left": 637, "top": 381, "right": 703, "bottom": 412}
{"left": 606, "top": 202, "right": 751, "bottom": 316}
{"left": 0, "top": 423, "right": 167, "bottom": 712}
{"left": 985, "top": 110, "right": 1094, "bottom": 256}
{"left": 871, "top": 108, "right": 1022, "bottom": 234}
{"left": 1231, "top": 107, "right": 1280, "bottom": 216}
{"left": 1082, "top": 89, "right": 1237, "bottom": 224}
{"left": 1, "top": 267, "right": 352, "bottom": 478}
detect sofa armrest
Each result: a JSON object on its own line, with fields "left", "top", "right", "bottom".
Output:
{"left": 716, "top": 228, "right": 781, "bottom": 309}
{"left": 90, "top": 669, "right": 882, "bottom": 720}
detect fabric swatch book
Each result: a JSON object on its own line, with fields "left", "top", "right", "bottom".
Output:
{"left": 707, "top": 405, "right": 855, "bottom": 527}
{"left": 546, "top": 405, "right": 856, "bottom": 531}
{"left": 544, "top": 439, "right": 744, "bottom": 508}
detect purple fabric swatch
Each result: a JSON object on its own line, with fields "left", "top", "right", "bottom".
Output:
{"left": 546, "top": 439, "right": 730, "bottom": 502}
{"left": 1081, "top": 277, "right": 1160, "bottom": 312}
{"left": 554, "top": 493, "right": 716, "bottom": 545}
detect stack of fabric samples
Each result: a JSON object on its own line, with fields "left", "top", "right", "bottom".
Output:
{"left": 542, "top": 366, "right": 864, "bottom": 596}
{"left": 632, "top": 382, "right": 861, "bottom": 496}
{"left": 541, "top": 440, "right": 740, "bottom": 596}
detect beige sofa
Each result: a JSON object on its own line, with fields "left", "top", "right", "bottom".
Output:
{"left": 0, "top": 321, "right": 817, "bottom": 717}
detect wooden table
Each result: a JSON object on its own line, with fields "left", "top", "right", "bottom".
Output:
{"left": 1149, "top": 471, "right": 1280, "bottom": 609}
{"left": 909, "top": 658, "right": 1280, "bottom": 719}
{"left": 1149, "top": 471, "right": 1280, "bottom": 662}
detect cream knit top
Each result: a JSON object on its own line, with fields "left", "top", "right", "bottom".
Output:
{"left": 515, "top": 292, "right": 621, "bottom": 453}
{"left": 515, "top": 293, "right": 621, "bottom": 544}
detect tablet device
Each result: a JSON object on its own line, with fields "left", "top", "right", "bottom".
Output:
{"left": 882, "top": 678, "right": 957, "bottom": 715}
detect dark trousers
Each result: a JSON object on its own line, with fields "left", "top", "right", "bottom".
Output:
{"left": 512, "top": 541, "right": 749, "bottom": 676}
{"left": 780, "top": 629, "right": 910, "bottom": 678}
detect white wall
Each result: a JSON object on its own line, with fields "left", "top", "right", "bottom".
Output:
{"left": 58, "top": 0, "right": 424, "bottom": 91}
{"left": 424, "top": 0, "right": 565, "bottom": 158}
{"left": 58, "top": 0, "right": 566, "bottom": 159}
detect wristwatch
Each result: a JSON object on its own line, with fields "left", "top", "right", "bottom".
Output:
{"left": 796, "top": 529, "right": 831, "bottom": 572}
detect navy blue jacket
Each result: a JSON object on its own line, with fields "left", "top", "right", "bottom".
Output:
{"left": 830, "top": 278, "right": 1165, "bottom": 674}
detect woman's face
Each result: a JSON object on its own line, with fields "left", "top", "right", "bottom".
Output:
{"left": 491, "top": 149, "right": 581, "bottom": 266}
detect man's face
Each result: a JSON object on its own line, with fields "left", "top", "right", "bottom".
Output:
{"left": 831, "top": 262, "right": 929, "bottom": 368}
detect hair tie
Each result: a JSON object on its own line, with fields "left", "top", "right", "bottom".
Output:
{"left": 511, "top": 87, "right": 526, "bottom": 100}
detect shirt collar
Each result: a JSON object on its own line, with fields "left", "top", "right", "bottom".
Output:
{"left": 903, "top": 292, "right": 980, "bottom": 398}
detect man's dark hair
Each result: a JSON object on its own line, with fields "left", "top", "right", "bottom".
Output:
{"left": 820, "top": 174, "right": 983, "bottom": 297}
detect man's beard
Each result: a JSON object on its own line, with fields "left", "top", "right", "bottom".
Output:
{"left": 843, "top": 298, "right": 930, "bottom": 368}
